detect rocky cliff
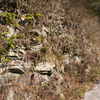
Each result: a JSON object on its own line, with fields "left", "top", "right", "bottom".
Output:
{"left": 0, "top": 0, "right": 100, "bottom": 100}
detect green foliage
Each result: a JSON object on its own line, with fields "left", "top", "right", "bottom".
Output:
{"left": 22, "top": 13, "right": 44, "bottom": 24}
{"left": 34, "top": 36, "right": 41, "bottom": 42}
{"left": 11, "top": 23, "right": 20, "bottom": 27}
{"left": 66, "top": 42, "right": 71, "bottom": 46}
{"left": 35, "top": 13, "right": 44, "bottom": 17}
{"left": 0, "top": 29, "right": 16, "bottom": 61}
{"left": 46, "top": 82, "right": 51, "bottom": 86}
{"left": 7, "top": 38, "right": 15, "bottom": 48}
{"left": 74, "top": 71, "right": 80, "bottom": 76}
{"left": 1, "top": 12, "right": 16, "bottom": 24}
{"left": 0, "top": 55, "right": 2, "bottom": 61}
{"left": 23, "top": 15, "right": 34, "bottom": 20}
{"left": 51, "top": 26, "right": 55, "bottom": 31}
{"left": 23, "top": 13, "right": 44, "bottom": 20}
{"left": 16, "top": 34, "right": 22, "bottom": 38}
{"left": 57, "top": 55, "right": 65, "bottom": 60}
{"left": 50, "top": 26, "right": 56, "bottom": 36}
{"left": 4, "top": 57, "right": 10, "bottom": 62}
{"left": 76, "top": 90, "right": 84, "bottom": 97}
{"left": 1, "top": 12, "right": 20, "bottom": 27}
{"left": 40, "top": 46, "right": 49, "bottom": 53}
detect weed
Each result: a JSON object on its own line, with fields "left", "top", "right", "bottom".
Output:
{"left": 34, "top": 36, "right": 41, "bottom": 42}
{"left": 1, "top": 12, "right": 16, "bottom": 25}
{"left": 57, "top": 55, "right": 65, "bottom": 60}
{"left": 46, "top": 82, "right": 51, "bottom": 86}
{"left": 40, "top": 46, "right": 49, "bottom": 53}
{"left": 4, "top": 57, "right": 10, "bottom": 62}
{"left": 76, "top": 90, "right": 84, "bottom": 97}
{"left": 74, "top": 71, "right": 80, "bottom": 76}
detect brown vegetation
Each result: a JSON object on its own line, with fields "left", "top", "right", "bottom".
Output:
{"left": 0, "top": 0, "right": 100, "bottom": 100}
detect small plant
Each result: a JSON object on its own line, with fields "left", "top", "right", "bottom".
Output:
{"left": 50, "top": 26, "right": 56, "bottom": 36}
{"left": 4, "top": 57, "right": 10, "bottom": 62}
{"left": 57, "top": 55, "right": 65, "bottom": 60}
{"left": 23, "top": 13, "right": 44, "bottom": 19}
{"left": 23, "top": 13, "right": 44, "bottom": 23}
{"left": 1, "top": 12, "right": 20, "bottom": 27}
{"left": 74, "top": 71, "right": 80, "bottom": 76}
{"left": 1, "top": 12, "right": 17, "bottom": 25}
{"left": 0, "top": 55, "right": 2, "bottom": 61}
{"left": 34, "top": 36, "right": 41, "bottom": 42}
{"left": 46, "top": 82, "right": 51, "bottom": 86}
{"left": 40, "top": 46, "right": 49, "bottom": 53}
{"left": 76, "top": 90, "right": 84, "bottom": 97}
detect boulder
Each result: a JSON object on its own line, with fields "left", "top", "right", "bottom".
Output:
{"left": 34, "top": 62, "right": 55, "bottom": 75}
{"left": 6, "top": 90, "right": 15, "bottom": 100}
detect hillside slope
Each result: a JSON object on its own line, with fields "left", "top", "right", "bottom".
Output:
{"left": 0, "top": 0, "right": 100, "bottom": 100}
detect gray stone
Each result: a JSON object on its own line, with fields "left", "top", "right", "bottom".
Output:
{"left": 30, "top": 72, "right": 44, "bottom": 86}
{"left": 19, "top": 49, "right": 26, "bottom": 54}
{"left": 6, "top": 90, "right": 15, "bottom": 100}
{"left": 2, "top": 73, "right": 20, "bottom": 83}
{"left": 31, "top": 44, "right": 42, "bottom": 52}
{"left": 17, "top": 73, "right": 31, "bottom": 86}
{"left": 7, "top": 49, "right": 21, "bottom": 60}
{"left": 83, "top": 82, "right": 100, "bottom": 100}
{"left": 24, "top": 61, "right": 32, "bottom": 71}
{"left": 60, "top": 93, "right": 65, "bottom": 100}
{"left": 41, "top": 75, "right": 49, "bottom": 82}
{"left": 34, "top": 62, "right": 55, "bottom": 75}
{"left": 8, "top": 65, "right": 24, "bottom": 74}
{"left": 64, "top": 54, "right": 70, "bottom": 64}
{"left": 7, "top": 60, "right": 32, "bottom": 72}
{"left": 50, "top": 73, "right": 63, "bottom": 85}
{"left": 6, "top": 26, "right": 15, "bottom": 38}
{"left": 56, "top": 86, "right": 62, "bottom": 94}
{"left": 73, "top": 56, "right": 81, "bottom": 63}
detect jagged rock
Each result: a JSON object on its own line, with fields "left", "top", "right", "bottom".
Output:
{"left": 56, "top": 86, "right": 62, "bottom": 94}
{"left": 18, "top": 72, "right": 44, "bottom": 86}
{"left": 31, "top": 72, "right": 44, "bottom": 86}
{"left": 6, "top": 26, "right": 20, "bottom": 38}
{"left": 60, "top": 93, "right": 65, "bottom": 100}
{"left": 8, "top": 49, "right": 21, "bottom": 60}
{"left": 73, "top": 56, "right": 81, "bottom": 63}
{"left": 24, "top": 61, "right": 32, "bottom": 71}
{"left": 6, "top": 90, "right": 15, "bottom": 100}
{"left": 8, "top": 66, "right": 24, "bottom": 74}
{"left": 34, "top": 62, "right": 55, "bottom": 75}
{"left": 19, "top": 49, "right": 26, "bottom": 54}
{"left": 0, "top": 73, "right": 20, "bottom": 85}
{"left": 64, "top": 54, "right": 70, "bottom": 64}
{"left": 7, "top": 60, "right": 22, "bottom": 66}
{"left": 50, "top": 72, "right": 63, "bottom": 85}
{"left": 17, "top": 73, "right": 32, "bottom": 86}
{"left": 16, "top": 44, "right": 26, "bottom": 50}
{"left": 6, "top": 26, "right": 15, "bottom": 38}
{"left": 41, "top": 26, "right": 49, "bottom": 36}
{"left": 0, "top": 60, "right": 24, "bottom": 75}
{"left": 7, "top": 60, "right": 32, "bottom": 72}
{"left": 31, "top": 44, "right": 42, "bottom": 52}
{"left": 30, "top": 26, "right": 48, "bottom": 37}
{"left": 41, "top": 75, "right": 49, "bottom": 82}
{"left": 60, "top": 65, "right": 65, "bottom": 73}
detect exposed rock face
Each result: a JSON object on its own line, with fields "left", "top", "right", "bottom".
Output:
{"left": 83, "top": 82, "right": 100, "bottom": 100}
{"left": 6, "top": 90, "right": 15, "bottom": 100}
{"left": 0, "top": 0, "right": 100, "bottom": 100}
{"left": 31, "top": 44, "right": 42, "bottom": 52}
{"left": 34, "top": 62, "right": 55, "bottom": 75}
